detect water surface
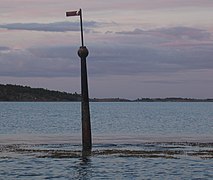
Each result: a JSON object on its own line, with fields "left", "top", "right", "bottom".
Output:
{"left": 0, "top": 102, "right": 213, "bottom": 179}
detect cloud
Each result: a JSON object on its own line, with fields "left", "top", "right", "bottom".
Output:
{"left": 0, "top": 46, "right": 80, "bottom": 77}
{"left": 141, "top": 0, "right": 213, "bottom": 10}
{"left": 0, "top": 21, "right": 98, "bottom": 32}
{"left": 0, "top": 46, "right": 11, "bottom": 52}
{"left": 88, "top": 40, "right": 213, "bottom": 77}
{"left": 116, "top": 26, "right": 211, "bottom": 41}
{"left": 28, "top": 46, "right": 76, "bottom": 59}
{"left": 1, "top": 37, "right": 213, "bottom": 78}
{"left": 116, "top": 28, "right": 145, "bottom": 35}
{"left": 0, "top": 25, "right": 213, "bottom": 79}
{"left": 152, "top": 27, "right": 211, "bottom": 41}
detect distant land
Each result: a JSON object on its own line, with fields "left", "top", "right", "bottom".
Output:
{"left": 0, "top": 84, "right": 81, "bottom": 102}
{"left": 0, "top": 84, "right": 213, "bottom": 102}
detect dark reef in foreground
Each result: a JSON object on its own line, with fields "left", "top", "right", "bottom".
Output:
{"left": 0, "top": 84, "right": 212, "bottom": 102}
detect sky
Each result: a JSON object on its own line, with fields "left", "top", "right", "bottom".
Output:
{"left": 0, "top": 0, "right": 213, "bottom": 99}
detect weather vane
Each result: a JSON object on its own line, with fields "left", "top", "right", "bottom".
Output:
{"left": 66, "top": 9, "right": 84, "bottom": 47}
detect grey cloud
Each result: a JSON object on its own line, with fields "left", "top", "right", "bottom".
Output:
{"left": 1, "top": 33, "right": 213, "bottom": 78}
{"left": 88, "top": 42, "right": 213, "bottom": 77}
{"left": 116, "top": 26, "right": 211, "bottom": 41}
{"left": 116, "top": 28, "right": 145, "bottom": 35}
{"left": 0, "top": 21, "right": 98, "bottom": 32}
{"left": 28, "top": 46, "right": 77, "bottom": 59}
{"left": 0, "top": 46, "right": 11, "bottom": 52}
{"left": 105, "top": 31, "right": 113, "bottom": 34}
{"left": 0, "top": 47, "right": 80, "bottom": 77}
{"left": 153, "top": 27, "right": 211, "bottom": 40}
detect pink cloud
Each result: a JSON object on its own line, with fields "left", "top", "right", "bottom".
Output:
{"left": 2, "top": 0, "right": 213, "bottom": 14}
{"left": 88, "top": 0, "right": 213, "bottom": 10}
{"left": 160, "top": 41, "right": 213, "bottom": 48}
{"left": 126, "top": 0, "right": 213, "bottom": 10}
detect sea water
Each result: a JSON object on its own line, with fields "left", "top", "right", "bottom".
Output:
{"left": 0, "top": 102, "right": 213, "bottom": 179}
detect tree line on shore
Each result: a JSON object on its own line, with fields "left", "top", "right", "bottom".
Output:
{"left": 0, "top": 84, "right": 212, "bottom": 102}
{"left": 0, "top": 84, "right": 81, "bottom": 101}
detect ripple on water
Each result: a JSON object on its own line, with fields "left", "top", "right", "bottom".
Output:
{"left": 0, "top": 142, "right": 213, "bottom": 179}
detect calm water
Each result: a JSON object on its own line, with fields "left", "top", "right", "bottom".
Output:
{"left": 0, "top": 102, "right": 213, "bottom": 179}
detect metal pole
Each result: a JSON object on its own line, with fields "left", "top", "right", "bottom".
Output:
{"left": 78, "top": 46, "right": 92, "bottom": 155}
{"left": 79, "top": 9, "right": 84, "bottom": 47}
{"left": 77, "top": 9, "right": 92, "bottom": 155}
{"left": 66, "top": 8, "right": 92, "bottom": 155}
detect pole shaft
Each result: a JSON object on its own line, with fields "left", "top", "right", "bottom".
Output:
{"left": 81, "top": 55, "right": 92, "bottom": 152}
{"left": 79, "top": 9, "right": 84, "bottom": 47}
{"left": 66, "top": 8, "right": 92, "bottom": 155}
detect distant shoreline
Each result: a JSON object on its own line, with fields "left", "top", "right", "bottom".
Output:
{"left": 1, "top": 84, "right": 213, "bottom": 102}
{"left": 91, "top": 98, "right": 213, "bottom": 102}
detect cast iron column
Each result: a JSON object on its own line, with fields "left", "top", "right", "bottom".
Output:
{"left": 78, "top": 46, "right": 92, "bottom": 154}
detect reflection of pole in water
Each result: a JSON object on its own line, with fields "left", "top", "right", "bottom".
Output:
{"left": 66, "top": 9, "right": 92, "bottom": 155}
{"left": 77, "top": 157, "right": 92, "bottom": 179}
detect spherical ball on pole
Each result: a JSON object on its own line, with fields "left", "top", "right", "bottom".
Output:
{"left": 78, "top": 46, "right": 89, "bottom": 59}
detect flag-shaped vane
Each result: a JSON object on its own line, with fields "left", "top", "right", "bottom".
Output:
{"left": 66, "top": 10, "right": 80, "bottom": 17}
{"left": 66, "top": 8, "right": 84, "bottom": 46}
